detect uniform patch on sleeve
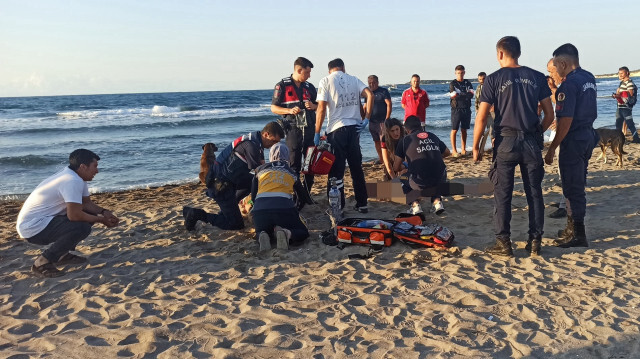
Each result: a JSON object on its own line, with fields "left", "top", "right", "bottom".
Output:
{"left": 556, "top": 103, "right": 563, "bottom": 112}
{"left": 557, "top": 92, "right": 565, "bottom": 102}
{"left": 273, "top": 84, "right": 280, "bottom": 98}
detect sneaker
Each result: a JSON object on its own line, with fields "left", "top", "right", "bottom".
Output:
{"left": 408, "top": 202, "right": 423, "bottom": 216}
{"left": 274, "top": 226, "right": 290, "bottom": 250}
{"left": 433, "top": 201, "right": 445, "bottom": 215}
{"left": 258, "top": 231, "right": 271, "bottom": 251}
{"left": 353, "top": 205, "right": 368, "bottom": 214}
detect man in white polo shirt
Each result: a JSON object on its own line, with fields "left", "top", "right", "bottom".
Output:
{"left": 17, "top": 149, "right": 119, "bottom": 278}
{"left": 314, "top": 58, "right": 373, "bottom": 213}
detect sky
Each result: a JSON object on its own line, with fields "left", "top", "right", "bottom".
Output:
{"left": 0, "top": 0, "right": 636, "bottom": 97}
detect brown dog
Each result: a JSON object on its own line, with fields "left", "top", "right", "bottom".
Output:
{"left": 199, "top": 143, "right": 218, "bottom": 185}
{"left": 595, "top": 128, "right": 626, "bottom": 167}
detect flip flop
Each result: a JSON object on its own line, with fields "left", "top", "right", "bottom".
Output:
{"left": 56, "top": 253, "right": 87, "bottom": 265}
{"left": 451, "top": 153, "right": 461, "bottom": 158}
{"left": 32, "top": 263, "right": 64, "bottom": 278}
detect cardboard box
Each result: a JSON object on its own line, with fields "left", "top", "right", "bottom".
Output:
{"left": 366, "top": 180, "right": 493, "bottom": 204}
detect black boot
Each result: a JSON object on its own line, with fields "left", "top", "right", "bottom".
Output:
{"left": 486, "top": 237, "right": 514, "bottom": 257}
{"left": 557, "top": 221, "right": 588, "bottom": 248}
{"left": 554, "top": 215, "right": 574, "bottom": 245}
{"left": 183, "top": 206, "right": 207, "bottom": 231}
{"left": 525, "top": 233, "right": 542, "bottom": 256}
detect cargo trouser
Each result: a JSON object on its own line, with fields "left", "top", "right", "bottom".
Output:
{"left": 489, "top": 132, "right": 545, "bottom": 239}
{"left": 285, "top": 123, "right": 316, "bottom": 192}
{"left": 559, "top": 128, "right": 598, "bottom": 222}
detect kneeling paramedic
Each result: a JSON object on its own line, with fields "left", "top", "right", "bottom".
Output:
{"left": 183, "top": 121, "right": 284, "bottom": 230}
{"left": 251, "top": 142, "right": 314, "bottom": 251}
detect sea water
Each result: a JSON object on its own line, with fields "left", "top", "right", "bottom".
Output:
{"left": 0, "top": 78, "right": 629, "bottom": 199}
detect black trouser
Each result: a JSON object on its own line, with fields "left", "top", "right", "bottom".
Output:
{"left": 326, "top": 125, "right": 368, "bottom": 208}
{"left": 285, "top": 124, "right": 315, "bottom": 192}
{"left": 489, "top": 133, "right": 545, "bottom": 239}
{"left": 26, "top": 215, "right": 93, "bottom": 263}
{"left": 252, "top": 207, "right": 309, "bottom": 244}
{"left": 559, "top": 128, "right": 597, "bottom": 222}
{"left": 206, "top": 184, "right": 246, "bottom": 230}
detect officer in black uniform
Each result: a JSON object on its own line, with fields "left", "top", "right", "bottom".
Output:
{"left": 182, "top": 121, "right": 284, "bottom": 231}
{"left": 472, "top": 36, "right": 553, "bottom": 257}
{"left": 270, "top": 57, "right": 318, "bottom": 193}
{"left": 544, "top": 43, "right": 598, "bottom": 248}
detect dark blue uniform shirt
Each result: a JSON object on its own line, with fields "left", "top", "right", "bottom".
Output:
{"left": 395, "top": 131, "right": 447, "bottom": 188}
{"left": 479, "top": 66, "right": 551, "bottom": 134}
{"left": 554, "top": 68, "right": 597, "bottom": 132}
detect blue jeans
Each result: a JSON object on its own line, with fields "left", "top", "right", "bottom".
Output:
{"left": 26, "top": 215, "right": 93, "bottom": 263}
{"left": 490, "top": 134, "right": 545, "bottom": 239}
{"left": 615, "top": 107, "right": 638, "bottom": 139}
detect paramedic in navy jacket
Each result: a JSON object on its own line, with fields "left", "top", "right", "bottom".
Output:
{"left": 473, "top": 36, "right": 553, "bottom": 257}
{"left": 543, "top": 43, "right": 598, "bottom": 249}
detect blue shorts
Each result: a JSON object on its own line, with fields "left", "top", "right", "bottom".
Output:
{"left": 451, "top": 108, "right": 471, "bottom": 130}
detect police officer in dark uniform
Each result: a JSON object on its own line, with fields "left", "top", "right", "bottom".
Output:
{"left": 472, "top": 36, "right": 553, "bottom": 257}
{"left": 543, "top": 43, "right": 598, "bottom": 248}
{"left": 182, "top": 121, "right": 284, "bottom": 231}
{"left": 270, "top": 57, "right": 318, "bottom": 193}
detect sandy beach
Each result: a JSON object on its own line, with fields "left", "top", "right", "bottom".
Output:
{"left": 2, "top": 143, "right": 640, "bottom": 358}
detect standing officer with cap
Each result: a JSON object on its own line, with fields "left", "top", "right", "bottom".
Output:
{"left": 473, "top": 36, "right": 553, "bottom": 257}
{"left": 543, "top": 43, "right": 598, "bottom": 248}
{"left": 270, "top": 57, "right": 318, "bottom": 193}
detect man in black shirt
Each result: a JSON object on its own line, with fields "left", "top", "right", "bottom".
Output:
{"left": 449, "top": 65, "right": 474, "bottom": 157}
{"left": 473, "top": 36, "right": 553, "bottom": 257}
{"left": 365, "top": 75, "right": 392, "bottom": 164}
{"left": 394, "top": 116, "right": 450, "bottom": 215}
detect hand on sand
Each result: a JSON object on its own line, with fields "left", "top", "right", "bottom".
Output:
{"left": 102, "top": 214, "right": 119, "bottom": 228}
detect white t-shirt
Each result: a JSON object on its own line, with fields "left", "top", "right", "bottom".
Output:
{"left": 316, "top": 71, "right": 368, "bottom": 134}
{"left": 16, "top": 167, "right": 89, "bottom": 238}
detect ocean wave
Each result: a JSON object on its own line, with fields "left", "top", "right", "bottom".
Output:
{"left": 57, "top": 103, "right": 272, "bottom": 120}
{"left": 0, "top": 154, "right": 63, "bottom": 167}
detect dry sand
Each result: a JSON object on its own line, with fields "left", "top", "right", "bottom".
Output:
{"left": 2, "top": 143, "right": 640, "bottom": 358}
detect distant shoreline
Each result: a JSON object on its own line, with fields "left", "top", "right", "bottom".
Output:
{"left": 595, "top": 69, "right": 640, "bottom": 79}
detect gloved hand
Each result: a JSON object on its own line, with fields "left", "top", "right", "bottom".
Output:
{"left": 454, "top": 88, "right": 462, "bottom": 94}
{"left": 468, "top": 89, "right": 475, "bottom": 95}
{"left": 314, "top": 132, "right": 321, "bottom": 146}
{"left": 356, "top": 119, "right": 369, "bottom": 133}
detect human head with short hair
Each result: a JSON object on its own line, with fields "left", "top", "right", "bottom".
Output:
{"left": 496, "top": 36, "right": 521, "bottom": 59}
{"left": 269, "top": 142, "right": 289, "bottom": 163}
{"left": 328, "top": 58, "right": 345, "bottom": 72}
{"left": 455, "top": 65, "right": 465, "bottom": 81}
{"left": 69, "top": 149, "right": 100, "bottom": 181}
{"left": 404, "top": 116, "right": 422, "bottom": 133}
{"left": 293, "top": 56, "right": 314, "bottom": 82}
{"left": 618, "top": 66, "right": 630, "bottom": 81}
{"left": 477, "top": 72, "right": 486, "bottom": 85}
{"left": 410, "top": 74, "right": 421, "bottom": 90}
{"left": 552, "top": 43, "right": 580, "bottom": 78}
{"left": 547, "top": 58, "right": 563, "bottom": 85}
{"left": 368, "top": 75, "right": 379, "bottom": 91}
{"left": 261, "top": 121, "right": 285, "bottom": 149}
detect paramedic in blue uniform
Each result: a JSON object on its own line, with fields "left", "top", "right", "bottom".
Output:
{"left": 544, "top": 43, "right": 598, "bottom": 248}
{"left": 182, "top": 121, "right": 284, "bottom": 231}
{"left": 270, "top": 57, "right": 318, "bottom": 193}
{"left": 472, "top": 36, "right": 553, "bottom": 257}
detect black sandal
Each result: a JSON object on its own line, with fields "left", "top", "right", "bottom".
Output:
{"left": 31, "top": 263, "right": 64, "bottom": 278}
{"left": 56, "top": 253, "right": 87, "bottom": 265}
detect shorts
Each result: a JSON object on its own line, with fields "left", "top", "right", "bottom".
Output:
{"left": 451, "top": 108, "right": 471, "bottom": 130}
{"left": 369, "top": 121, "right": 384, "bottom": 142}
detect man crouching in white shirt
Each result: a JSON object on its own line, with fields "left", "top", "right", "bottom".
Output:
{"left": 16, "top": 149, "right": 120, "bottom": 278}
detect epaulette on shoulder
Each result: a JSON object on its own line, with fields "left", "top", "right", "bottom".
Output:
{"left": 282, "top": 77, "right": 292, "bottom": 83}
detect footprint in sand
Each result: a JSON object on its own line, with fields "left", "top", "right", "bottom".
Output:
{"left": 84, "top": 335, "right": 110, "bottom": 346}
